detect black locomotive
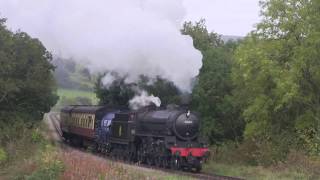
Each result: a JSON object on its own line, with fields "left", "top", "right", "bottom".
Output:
{"left": 60, "top": 105, "right": 209, "bottom": 172}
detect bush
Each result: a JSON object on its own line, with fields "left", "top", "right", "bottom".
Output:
{"left": 26, "top": 161, "right": 63, "bottom": 180}
{"left": 0, "top": 148, "right": 7, "bottom": 164}
{"left": 212, "top": 136, "right": 294, "bottom": 167}
{"left": 31, "top": 128, "right": 44, "bottom": 143}
{"left": 25, "top": 145, "right": 64, "bottom": 180}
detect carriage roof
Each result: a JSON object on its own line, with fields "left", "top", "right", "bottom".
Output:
{"left": 61, "top": 105, "right": 106, "bottom": 114}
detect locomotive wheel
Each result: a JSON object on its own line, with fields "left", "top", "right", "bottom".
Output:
{"left": 123, "top": 152, "right": 130, "bottom": 162}
{"left": 137, "top": 147, "right": 145, "bottom": 164}
{"left": 162, "top": 158, "right": 168, "bottom": 168}
{"left": 127, "top": 152, "right": 134, "bottom": 163}
{"left": 146, "top": 156, "right": 154, "bottom": 166}
{"left": 112, "top": 151, "right": 117, "bottom": 160}
{"left": 122, "top": 153, "right": 127, "bottom": 162}
{"left": 170, "top": 157, "right": 181, "bottom": 170}
{"left": 195, "top": 166, "right": 202, "bottom": 173}
{"left": 118, "top": 150, "right": 124, "bottom": 161}
{"left": 154, "top": 157, "right": 161, "bottom": 167}
{"left": 110, "top": 151, "right": 115, "bottom": 160}
{"left": 112, "top": 150, "right": 119, "bottom": 161}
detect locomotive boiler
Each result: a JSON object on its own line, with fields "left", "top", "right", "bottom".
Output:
{"left": 133, "top": 106, "right": 208, "bottom": 171}
{"left": 136, "top": 107, "right": 200, "bottom": 141}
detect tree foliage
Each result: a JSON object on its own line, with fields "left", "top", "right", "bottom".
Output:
{"left": 182, "top": 20, "right": 245, "bottom": 144}
{"left": 95, "top": 73, "right": 181, "bottom": 107}
{"left": 52, "top": 57, "right": 94, "bottom": 91}
{"left": 0, "top": 18, "right": 58, "bottom": 122}
{"left": 95, "top": 73, "right": 135, "bottom": 107}
{"left": 233, "top": 0, "right": 320, "bottom": 154}
{"left": 137, "top": 75, "right": 181, "bottom": 105}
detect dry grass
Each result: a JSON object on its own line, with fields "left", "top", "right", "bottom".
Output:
{"left": 59, "top": 150, "right": 136, "bottom": 180}
{"left": 58, "top": 149, "right": 188, "bottom": 180}
{"left": 1, "top": 117, "right": 190, "bottom": 180}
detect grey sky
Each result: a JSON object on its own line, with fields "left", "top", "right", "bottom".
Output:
{"left": 1, "top": 0, "right": 262, "bottom": 37}
{"left": 0, "top": 0, "right": 261, "bottom": 92}
{"left": 183, "top": 0, "right": 261, "bottom": 36}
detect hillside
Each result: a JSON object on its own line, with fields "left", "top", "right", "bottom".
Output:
{"left": 53, "top": 57, "right": 95, "bottom": 91}
{"left": 221, "top": 35, "right": 243, "bottom": 42}
{"left": 52, "top": 58, "right": 99, "bottom": 107}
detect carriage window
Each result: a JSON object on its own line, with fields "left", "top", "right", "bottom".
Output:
{"left": 82, "top": 118, "right": 84, "bottom": 128}
{"left": 87, "top": 118, "right": 89, "bottom": 128}
{"left": 88, "top": 116, "right": 92, "bottom": 129}
{"left": 82, "top": 116, "right": 84, "bottom": 127}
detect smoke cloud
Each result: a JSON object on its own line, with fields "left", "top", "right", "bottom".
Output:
{"left": 0, "top": 0, "right": 202, "bottom": 92}
{"left": 129, "top": 90, "right": 161, "bottom": 110}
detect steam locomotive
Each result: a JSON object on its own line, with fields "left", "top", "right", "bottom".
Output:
{"left": 60, "top": 105, "right": 209, "bottom": 172}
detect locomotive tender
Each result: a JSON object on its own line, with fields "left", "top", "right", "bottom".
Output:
{"left": 60, "top": 105, "right": 209, "bottom": 172}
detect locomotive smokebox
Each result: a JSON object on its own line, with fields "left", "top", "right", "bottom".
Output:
{"left": 137, "top": 108, "right": 200, "bottom": 141}
{"left": 173, "top": 111, "right": 199, "bottom": 140}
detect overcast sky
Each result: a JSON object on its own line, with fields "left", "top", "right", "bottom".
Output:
{"left": 183, "top": 0, "right": 261, "bottom": 36}
{"left": 0, "top": 0, "right": 262, "bottom": 92}
{"left": 1, "top": 0, "right": 261, "bottom": 37}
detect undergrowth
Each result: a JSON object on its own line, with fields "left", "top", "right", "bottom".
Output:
{"left": 0, "top": 115, "right": 189, "bottom": 180}
{"left": 0, "top": 115, "right": 63, "bottom": 180}
{"left": 203, "top": 142, "right": 320, "bottom": 180}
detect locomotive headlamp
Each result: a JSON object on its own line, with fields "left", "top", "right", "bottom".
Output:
{"left": 186, "top": 110, "right": 190, "bottom": 118}
{"left": 131, "top": 129, "right": 135, "bottom": 135}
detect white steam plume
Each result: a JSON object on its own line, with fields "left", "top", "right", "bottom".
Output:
{"left": 101, "top": 72, "right": 116, "bottom": 89}
{"left": 129, "top": 91, "right": 161, "bottom": 110}
{"left": 0, "top": 0, "right": 202, "bottom": 92}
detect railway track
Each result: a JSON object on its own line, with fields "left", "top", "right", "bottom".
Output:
{"left": 48, "top": 112, "right": 242, "bottom": 180}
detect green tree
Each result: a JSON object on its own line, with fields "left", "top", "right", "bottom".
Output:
{"left": 0, "top": 18, "right": 58, "bottom": 123}
{"left": 95, "top": 73, "right": 135, "bottom": 107}
{"left": 95, "top": 73, "right": 181, "bottom": 107}
{"left": 138, "top": 76, "right": 181, "bottom": 105}
{"left": 234, "top": 0, "right": 320, "bottom": 155}
{"left": 182, "top": 20, "right": 244, "bottom": 144}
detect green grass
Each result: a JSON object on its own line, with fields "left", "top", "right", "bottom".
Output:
{"left": 57, "top": 88, "right": 98, "bottom": 104}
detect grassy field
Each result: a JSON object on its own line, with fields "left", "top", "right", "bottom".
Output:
{"left": 57, "top": 88, "right": 99, "bottom": 104}
{"left": 57, "top": 88, "right": 98, "bottom": 102}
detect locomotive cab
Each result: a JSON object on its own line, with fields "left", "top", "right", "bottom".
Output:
{"left": 109, "top": 111, "right": 136, "bottom": 143}
{"left": 95, "top": 111, "right": 118, "bottom": 144}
